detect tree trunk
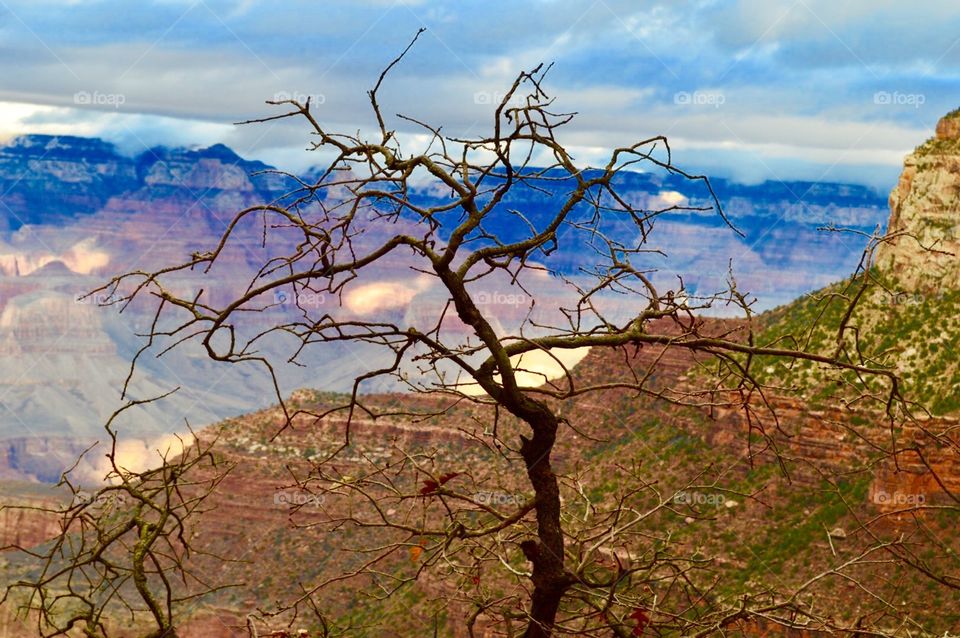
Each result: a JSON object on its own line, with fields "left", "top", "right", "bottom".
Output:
{"left": 520, "top": 410, "right": 570, "bottom": 638}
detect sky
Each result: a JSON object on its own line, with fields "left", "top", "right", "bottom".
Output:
{"left": 0, "top": 0, "right": 957, "bottom": 190}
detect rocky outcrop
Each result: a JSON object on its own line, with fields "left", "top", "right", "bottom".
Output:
{"left": 705, "top": 392, "right": 960, "bottom": 510}
{"left": 0, "top": 483, "right": 62, "bottom": 552}
{"left": 877, "top": 109, "right": 960, "bottom": 289}
{"left": 0, "top": 135, "right": 139, "bottom": 230}
{"left": 136, "top": 143, "right": 288, "bottom": 195}
{"left": 0, "top": 135, "right": 298, "bottom": 233}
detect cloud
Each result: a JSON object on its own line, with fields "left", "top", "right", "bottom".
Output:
{"left": 76, "top": 432, "right": 196, "bottom": 483}
{"left": 0, "top": 0, "right": 955, "bottom": 187}
{"left": 344, "top": 275, "right": 433, "bottom": 315}
{"left": 0, "top": 237, "right": 110, "bottom": 277}
{"left": 699, "top": 0, "right": 960, "bottom": 71}
{"left": 457, "top": 347, "right": 592, "bottom": 396}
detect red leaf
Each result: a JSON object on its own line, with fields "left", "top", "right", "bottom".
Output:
{"left": 419, "top": 480, "right": 440, "bottom": 495}
{"left": 630, "top": 608, "right": 650, "bottom": 635}
{"left": 420, "top": 472, "right": 459, "bottom": 495}
{"left": 439, "top": 471, "right": 461, "bottom": 484}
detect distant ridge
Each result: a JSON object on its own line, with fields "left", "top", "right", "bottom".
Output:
{"left": 0, "top": 134, "right": 282, "bottom": 230}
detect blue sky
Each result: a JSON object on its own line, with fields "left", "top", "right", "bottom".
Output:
{"left": 0, "top": 0, "right": 957, "bottom": 189}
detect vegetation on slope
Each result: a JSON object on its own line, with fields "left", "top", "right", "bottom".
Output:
{"left": 747, "top": 270, "right": 960, "bottom": 415}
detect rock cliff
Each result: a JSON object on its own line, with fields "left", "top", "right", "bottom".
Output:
{"left": 877, "top": 109, "right": 960, "bottom": 288}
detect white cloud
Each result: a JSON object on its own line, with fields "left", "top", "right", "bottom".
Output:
{"left": 457, "top": 347, "right": 592, "bottom": 396}
{"left": 0, "top": 1, "right": 955, "bottom": 188}
{"left": 344, "top": 275, "right": 433, "bottom": 315}
{"left": 0, "top": 237, "right": 110, "bottom": 277}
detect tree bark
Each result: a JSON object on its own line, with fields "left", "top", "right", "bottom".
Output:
{"left": 519, "top": 408, "right": 571, "bottom": 638}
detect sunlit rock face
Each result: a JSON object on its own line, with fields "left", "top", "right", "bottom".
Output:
{"left": 877, "top": 109, "right": 960, "bottom": 290}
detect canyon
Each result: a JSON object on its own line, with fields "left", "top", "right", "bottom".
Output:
{"left": 0, "top": 134, "right": 889, "bottom": 483}
{"left": 4, "top": 327, "right": 955, "bottom": 636}
{"left": 4, "top": 125, "right": 957, "bottom": 636}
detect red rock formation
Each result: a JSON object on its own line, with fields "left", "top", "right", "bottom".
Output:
{"left": 0, "top": 486, "right": 62, "bottom": 552}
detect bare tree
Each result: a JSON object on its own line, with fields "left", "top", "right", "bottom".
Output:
{"left": 8, "top": 32, "right": 959, "bottom": 638}
{"left": 1, "top": 400, "right": 230, "bottom": 638}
